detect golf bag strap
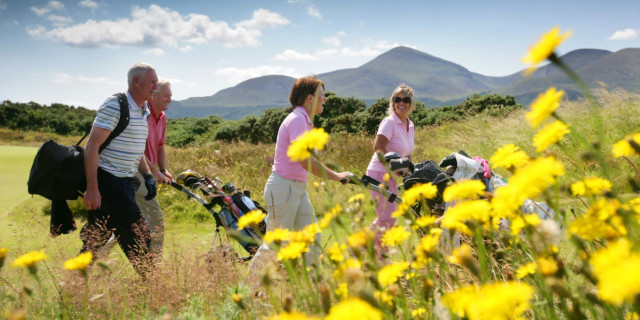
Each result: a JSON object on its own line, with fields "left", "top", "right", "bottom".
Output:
{"left": 75, "top": 93, "right": 130, "bottom": 151}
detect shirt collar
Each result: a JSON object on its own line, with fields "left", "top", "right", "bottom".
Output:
{"left": 295, "top": 106, "right": 313, "bottom": 127}
{"left": 126, "top": 90, "right": 150, "bottom": 119}
{"left": 391, "top": 112, "right": 413, "bottom": 129}
{"left": 147, "top": 101, "right": 164, "bottom": 120}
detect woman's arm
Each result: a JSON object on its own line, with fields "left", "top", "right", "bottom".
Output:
{"left": 373, "top": 134, "right": 389, "bottom": 154}
{"left": 300, "top": 157, "right": 350, "bottom": 182}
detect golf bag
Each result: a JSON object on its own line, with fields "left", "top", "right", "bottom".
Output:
{"left": 171, "top": 170, "right": 265, "bottom": 258}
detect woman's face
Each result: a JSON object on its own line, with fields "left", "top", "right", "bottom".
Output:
{"left": 309, "top": 87, "right": 326, "bottom": 115}
{"left": 393, "top": 93, "right": 411, "bottom": 119}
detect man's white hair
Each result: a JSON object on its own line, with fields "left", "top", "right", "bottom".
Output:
{"left": 155, "top": 79, "right": 171, "bottom": 94}
{"left": 127, "top": 62, "right": 155, "bottom": 87}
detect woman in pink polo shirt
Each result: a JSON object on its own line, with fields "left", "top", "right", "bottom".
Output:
{"left": 248, "top": 76, "right": 351, "bottom": 270}
{"left": 366, "top": 83, "right": 416, "bottom": 257}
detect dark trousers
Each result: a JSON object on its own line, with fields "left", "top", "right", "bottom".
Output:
{"left": 80, "top": 168, "right": 151, "bottom": 274}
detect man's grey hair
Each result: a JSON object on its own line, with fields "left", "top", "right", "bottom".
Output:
{"left": 155, "top": 79, "right": 171, "bottom": 94}
{"left": 127, "top": 62, "right": 155, "bottom": 87}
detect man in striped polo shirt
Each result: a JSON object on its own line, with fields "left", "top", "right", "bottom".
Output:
{"left": 80, "top": 62, "right": 158, "bottom": 274}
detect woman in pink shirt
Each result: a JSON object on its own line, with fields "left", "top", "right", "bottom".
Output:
{"left": 247, "top": 76, "right": 350, "bottom": 273}
{"left": 366, "top": 83, "right": 416, "bottom": 257}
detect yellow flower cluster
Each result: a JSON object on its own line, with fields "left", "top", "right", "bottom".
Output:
{"left": 589, "top": 238, "right": 640, "bottom": 305}
{"left": 442, "top": 180, "right": 486, "bottom": 202}
{"left": 287, "top": 128, "right": 330, "bottom": 162}
{"left": 442, "top": 281, "right": 534, "bottom": 320}
{"left": 522, "top": 26, "right": 572, "bottom": 74}
{"left": 569, "top": 198, "right": 625, "bottom": 241}
{"left": 533, "top": 120, "right": 570, "bottom": 152}
{"left": 63, "top": 251, "right": 93, "bottom": 271}
{"left": 570, "top": 177, "right": 612, "bottom": 197}
{"left": 612, "top": 132, "right": 640, "bottom": 157}
{"left": 380, "top": 226, "right": 410, "bottom": 247}
{"left": 489, "top": 143, "right": 529, "bottom": 171}
{"left": 526, "top": 87, "right": 565, "bottom": 128}
{"left": 441, "top": 200, "right": 492, "bottom": 235}
{"left": 263, "top": 228, "right": 292, "bottom": 245}
{"left": 377, "top": 261, "right": 409, "bottom": 287}
{"left": 325, "top": 298, "right": 382, "bottom": 320}
{"left": 11, "top": 250, "right": 47, "bottom": 268}
{"left": 392, "top": 183, "right": 437, "bottom": 218}
{"left": 237, "top": 210, "right": 266, "bottom": 230}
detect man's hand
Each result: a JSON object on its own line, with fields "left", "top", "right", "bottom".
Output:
{"left": 83, "top": 186, "right": 101, "bottom": 210}
{"left": 143, "top": 172, "right": 157, "bottom": 200}
{"left": 336, "top": 172, "right": 352, "bottom": 185}
{"left": 154, "top": 169, "right": 172, "bottom": 184}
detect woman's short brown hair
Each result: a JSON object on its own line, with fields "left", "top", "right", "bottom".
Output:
{"left": 289, "top": 76, "right": 325, "bottom": 107}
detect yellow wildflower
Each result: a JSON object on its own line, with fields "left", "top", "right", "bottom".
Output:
{"left": 510, "top": 213, "right": 541, "bottom": 236}
{"left": 571, "top": 177, "right": 612, "bottom": 197}
{"left": 526, "top": 87, "right": 564, "bottom": 128}
{"left": 374, "top": 290, "right": 394, "bottom": 307}
{"left": 277, "top": 241, "right": 308, "bottom": 261}
{"left": 381, "top": 226, "right": 411, "bottom": 247}
{"left": 442, "top": 281, "right": 534, "bottom": 320}
{"left": 377, "top": 261, "right": 410, "bottom": 287}
{"left": 489, "top": 144, "right": 530, "bottom": 171}
{"left": 266, "top": 311, "right": 318, "bottom": 320}
{"left": 590, "top": 238, "right": 640, "bottom": 305}
{"left": 63, "top": 251, "right": 93, "bottom": 271}
{"left": 612, "top": 132, "right": 640, "bottom": 158}
{"left": 413, "top": 215, "right": 437, "bottom": 229}
{"left": 533, "top": 120, "right": 570, "bottom": 152}
{"left": 348, "top": 193, "right": 365, "bottom": 203}
{"left": 443, "top": 180, "right": 486, "bottom": 202}
{"left": 412, "top": 308, "right": 427, "bottom": 318}
{"left": 287, "top": 128, "right": 330, "bottom": 161}
{"left": 12, "top": 250, "right": 47, "bottom": 268}
{"left": 319, "top": 204, "right": 342, "bottom": 228}
{"left": 516, "top": 262, "right": 537, "bottom": 279}
{"left": 333, "top": 258, "right": 362, "bottom": 281}
{"left": 393, "top": 183, "right": 438, "bottom": 218}
{"left": 263, "top": 228, "right": 291, "bottom": 245}
{"left": 536, "top": 256, "right": 558, "bottom": 276}
{"left": 237, "top": 210, "right": 266, "bottom": 230}
{"left": 290, "top": 223, "right": 320, "bottom": 244}
{"left": 326, "top": 298, "right": 382, "bottom": 320}
{"left": 347, "top": 229, "right": 373, "bottom": 248}
{"left": 522, "top": 26, "right": 572, "bottom": 74}
{"left": 328, "top": 242, "right": 346, "bottom": 262}
{"left": 335, "top": 282, "right": 348, "bottom": 300}
{"left": 441, "top": 200, "right": 492, "bottom": 235}
{"left": 447, "top": 243, "right": 474, "bottom": 265}
{"left": 413, "top": 228, "right": 442, "bottom": 268}
{"left": 569, "top": 214, "right": 625, "bottom": 241}
{"left": 0, "top": 248, "right": 7, "bottom": 259}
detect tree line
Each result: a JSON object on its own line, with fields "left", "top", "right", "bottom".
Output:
{"left": 1, "top": 93, "right": 521, "bottom": 147}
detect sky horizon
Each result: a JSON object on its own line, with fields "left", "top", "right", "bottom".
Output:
{"left": 1, "top": 0, "right": 639, "bottom": 110}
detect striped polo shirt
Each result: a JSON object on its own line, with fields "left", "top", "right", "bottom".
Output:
{"left": 93, "top": 91, "right": 150, "bottom": 178}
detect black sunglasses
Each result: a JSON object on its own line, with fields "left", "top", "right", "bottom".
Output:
{"left": 393, "top": 97, "right": 411, "bottom": 104}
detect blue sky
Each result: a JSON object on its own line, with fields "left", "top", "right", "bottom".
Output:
{"left": 1, "top": 0, "right": 639, "bottom": 109}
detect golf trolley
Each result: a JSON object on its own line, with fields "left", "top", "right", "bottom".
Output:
{"left": 171, "top": 170, "right": 266, "bottom": 260}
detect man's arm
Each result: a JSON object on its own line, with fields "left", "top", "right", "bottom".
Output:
{"left": 156, "top": 144, "right": 172, "bottom": 183}
{"left": 83, "top": 126, "right": 111, "bottom": 210}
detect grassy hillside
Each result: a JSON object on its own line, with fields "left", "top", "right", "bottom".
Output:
{"left": 2, "top": 89, "right": 640, "bottom": 319}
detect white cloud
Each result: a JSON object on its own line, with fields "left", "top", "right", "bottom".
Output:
{"left": 316, "top": 48, "right": 338, "bottom": 57}
{"left": 274, "top": 49, "right": 318, "bottom": 61}
{"left": 31, "top": 1, "right": 65, "bottom": 16}
{"left": 215, "top": 65, "right": 297, "bottom": 83}
{"left": 608, "top": 28, "right": 638, "bottom": 40}
{"left": 144, "top": 48, "right": 165, "bottom": 56}
{"left": 28, "top": 5, "right": 290, "bottom": 49}
{"left": 322, "top": 36, "right": 340, "bottom": 47}
{"left": 78, "top": 0, "right": 98, "bottom": 10}
{"left": 179, "top": 45, "right": 192, "bottom": 52}
{"left": 26, "top": 25, "right": 47, "bottom": 38}
{"left": 307, "top": 5, "right": 322, "bottom": 19}
{"left": 372, "top": 40, "right": 400, "bottom": 50}
{"left": 341, "top": 46, "right": 382, "bottom": 57}
{"left": 52, "top": 73, "right": 116, "bottom": 85}
{"left": 47, "top": 15, "right": 73, "bottom": 27}
{"left": 337, "top": 31, "right": 347, "bottom": 36}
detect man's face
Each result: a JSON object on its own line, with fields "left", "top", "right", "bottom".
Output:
{"left": 153, "top": 84, "right": 172, "bottom": 111}
{"left": 136, "top": 69, "right": 158, "bottom": 102}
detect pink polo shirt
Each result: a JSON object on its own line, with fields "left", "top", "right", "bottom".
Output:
{"left": 366, "top": 112, "right": 415, "bottom": 172}
{"left": 144, "top": 102, "right": 167, "bottom": 166}
{"left": 272, "top": 106, "right": 313, "bottom": 182}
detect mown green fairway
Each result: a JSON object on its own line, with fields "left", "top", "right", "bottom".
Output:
{"left": 0, "top": 145, "right": 37, "bottom": 214}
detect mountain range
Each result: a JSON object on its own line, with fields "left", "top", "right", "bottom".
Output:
{"left": 166, "top": 46, "right": 640, "bottom": 120}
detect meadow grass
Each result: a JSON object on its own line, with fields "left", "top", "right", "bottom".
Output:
{"left": 2, "top": 85, "right": 640, "bottom": 319}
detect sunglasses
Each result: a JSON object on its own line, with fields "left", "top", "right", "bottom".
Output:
{"left": 393, "top": 97, "right": 411, "bottom": 104}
